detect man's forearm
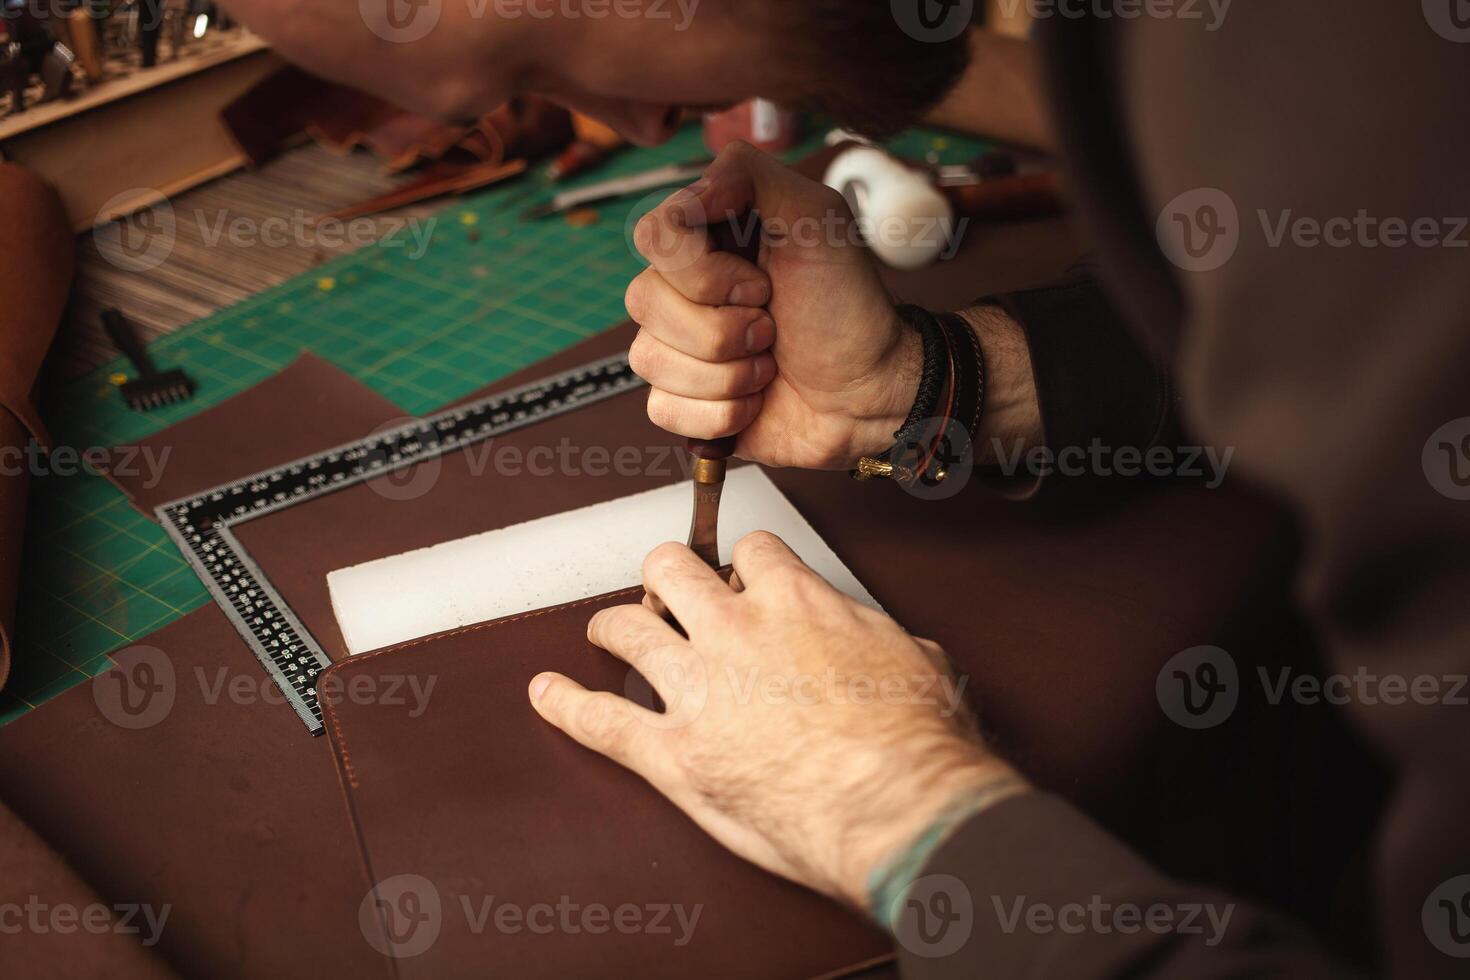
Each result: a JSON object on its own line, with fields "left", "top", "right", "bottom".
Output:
{"left": 957, "top": 304, "right": 1042, "bottom": 465}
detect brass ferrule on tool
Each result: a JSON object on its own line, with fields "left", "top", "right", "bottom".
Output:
{"left": 686, "top": 457, "right": 727, "bottom": 568}
{"left": 691, "top": 456, "right": 727, "bottom": 486}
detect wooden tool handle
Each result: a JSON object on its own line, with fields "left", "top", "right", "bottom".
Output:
{"left": 687, "top": 435, "right": 738, "bottom": 460}
{"left": 101, "top": 309, "right": 157, "bottom": 378}
{"left": 685, "top": 211, "right": 760, "bottom": 463}
{"left": 944, "top": 172, "right": 1065, "bottom": 222}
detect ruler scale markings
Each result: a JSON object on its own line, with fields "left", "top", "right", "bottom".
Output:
{"left": 156, "top": 354, "right": 645, "bottom": 734}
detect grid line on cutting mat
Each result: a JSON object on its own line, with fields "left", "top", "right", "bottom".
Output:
{"left": 1, "top": 126, "right": 987, "bottom": 723}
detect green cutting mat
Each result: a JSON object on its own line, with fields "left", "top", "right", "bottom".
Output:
{"left": 0, "top": 125, "right": 988, "bottom": 724}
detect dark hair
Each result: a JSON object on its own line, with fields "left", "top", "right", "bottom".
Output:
{"left": 779, "top": 1, "right": 975, "bottom": 138}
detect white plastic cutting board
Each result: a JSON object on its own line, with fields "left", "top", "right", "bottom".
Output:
{"left": 328, "top": 467, "right": 879, "bottom": 655}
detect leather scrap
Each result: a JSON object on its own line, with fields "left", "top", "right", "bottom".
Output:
{"left": 0, "top": 355, "right": 413, "bottom": 979}
{"left": 0, "top": 798, "right": 180, "bottom": 980}
{"left": 0, "top": 163, "right": 73, "bottom": 691}
{"left": 106, "top": 352, "right": 405, "bottom": 517}
{"left": 0, "top": 606, "right": 392, "bottom": 980}
{"left": 222, "top": 67, "right": 574, "bottom": 175}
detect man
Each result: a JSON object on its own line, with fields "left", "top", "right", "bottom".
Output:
{"left": 222, "top": 2, "right": 1469, "bottom": 975}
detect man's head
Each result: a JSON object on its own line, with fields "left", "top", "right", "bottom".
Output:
{"left": 224, "top": 0, "right": 972, "bottom": 144}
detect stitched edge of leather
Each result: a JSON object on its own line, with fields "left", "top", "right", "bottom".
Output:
{"left": 320, "top": 583, "right": 648, "bottom": 789}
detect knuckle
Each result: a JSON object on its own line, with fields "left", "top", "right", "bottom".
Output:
{"left": 645, "top": 390, "right": 683, "bottom": 432}
{"left": 683, "top": 261, "right": 724, "bottom": 305}
{"left": 716, "top": 361, "right": 754, "bottom": 399}
{"left": 760, "top": 560, "right": 822, "bottom": 600}
{"left": 627, "top": 331, "right": 660, "bottom": 378}
{"left": 812, "top": 184, "right": 851, "bottom": 220}
{"left": 766, "top": 562, "right": 810, "bottom": 592}
{"left": 718, "top": 139, "right": 757, "bottom": 165}
{"left": 733, "top": 530, "right": 782, "bottom": 564}
{"left": 701, "top": 315, "right": 747, "bottom": 361}
{"left": 632, "top": 214, "right": 659, "bottom": 259}
{"left": 644, "top": 540, "right": 688, "bottom": 579}
{"left": 708, "top": 400, "right": 744, "bottom": 436}
{"left": 624, "top": 272, "right": 655, "bottom": 322}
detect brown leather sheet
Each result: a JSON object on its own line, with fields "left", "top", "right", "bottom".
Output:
{"left": 321, "top": 585, "right": 890, "bottom": 980}
{"left": 1, "top": 174, "right": 1317, "bottom": 978}
{"left": 0, "top": 798, "right": 180, "bottom": 980}
{"left": 0, "top": 357, "right": 406, "bottom": 979}
{"left": 107, "top": 352, "right": 406, "bottom": 515}
{"left": 235, "top": 323, "right": 1308, "bottom": 889}
{"left": 0, "top": 607, "right": 389, "bottom": 980}
{"left": 109, "top": 195, "right": 1307, "bottom": 901}
{"left": 0, "top": 163, "right": 73, "bottom": 691}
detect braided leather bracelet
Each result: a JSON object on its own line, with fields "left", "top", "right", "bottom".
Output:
{"left": 854, "top": 305, "right": 985, "bottom": 486}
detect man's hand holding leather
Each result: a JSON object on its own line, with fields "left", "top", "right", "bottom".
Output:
{"left": 527, "top": 532, "right": 1026, "bottom": 911}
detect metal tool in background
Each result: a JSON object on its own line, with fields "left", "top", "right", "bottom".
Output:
{"left": 823, "top": 139, "right": 1065, "bottom": 271}
{"left": 102, "top": 308, "right": 199, "bottom": 411}
{"left": 156, "top": 354, "right": 646, "bottom": 734}
{"left": 522, "top": 160, "right": 711, "bottom": 220}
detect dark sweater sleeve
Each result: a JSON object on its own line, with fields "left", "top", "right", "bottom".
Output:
{"left": 904, "top": 5, "right": 1470, "bottom": 980}
{"left": 893, "top": 793, "right": 1350, "bottom": 979}
{"left": 976, "top": 261, "right": 1179, "bottom": 499}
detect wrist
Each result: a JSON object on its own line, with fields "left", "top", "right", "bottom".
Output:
{"left": 957, "top": 305, "right": 1042, "bottom": 464}
{"left": 830, "top": 749, "right": 1027, "bottom": 910}
{"left": 847, "top": 308, "right": 924, "bottom": 463}
{"left": 846, "top": 305, "right": 1041, "bottom": 471}
{"left": 864, "top": 763, "right": 1030, "bottom": 925}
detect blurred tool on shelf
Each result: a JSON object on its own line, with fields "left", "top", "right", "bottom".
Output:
{"left": 822, "top": 136, "right": 1065, "bottom": 271}
{"left": 0, "top": 0, "right": 244, "bottom": 120}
